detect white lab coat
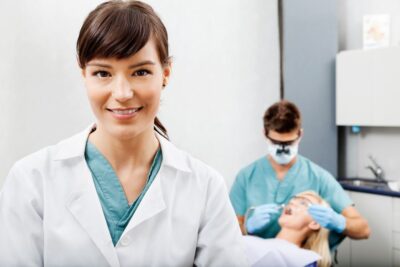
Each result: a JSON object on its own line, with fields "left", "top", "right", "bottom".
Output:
{"left": 0, "top": 125, "right": 248, "bottom": 267}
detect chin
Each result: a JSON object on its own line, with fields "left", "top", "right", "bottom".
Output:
{"left": 278, "top": 215, "right": 287, "bottom": 226}
{"left": 105, "top": 123, "right": 143, "bottom": 140}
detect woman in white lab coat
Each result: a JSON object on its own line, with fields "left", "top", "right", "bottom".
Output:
{"left": 0, "top": 1, "right": 247, "bottom": 266}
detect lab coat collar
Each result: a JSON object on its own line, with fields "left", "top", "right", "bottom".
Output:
{"left": 53, "top": 124, "right": 192, "bottom": 173}
{"left": 53, "top": 124, "right": 94, "bottom": 161}
{"left": 156, "top": 132, "right": 192, "bottom": 173}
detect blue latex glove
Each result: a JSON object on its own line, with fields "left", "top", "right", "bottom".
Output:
{"left": 308, "top": 204, "right": 346, "bottom": 233}
{"left": 246, "top": 204, "right": 280, "bottom": 234}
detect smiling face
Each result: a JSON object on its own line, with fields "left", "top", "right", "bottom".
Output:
{"left": 278, "top": 193, "right": 320, "bottom": 232}
{"left": 82, "top": 38, "right": 171, "bottom": 140}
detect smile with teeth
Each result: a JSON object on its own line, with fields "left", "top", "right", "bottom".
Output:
{"left": 109, "top": 107, "right": 143, "bottom": 115}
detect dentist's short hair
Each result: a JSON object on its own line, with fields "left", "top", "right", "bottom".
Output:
{"left": 263, "top": 100, "right": 301, "bottom": 135}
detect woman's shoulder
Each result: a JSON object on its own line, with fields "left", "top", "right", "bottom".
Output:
{"left": 235, "top": 155, "right": 269, "bottom": 180}
{"left": 298, "top": 155, "right": 335, "bottom": 180}
{"left": 12, "top": 127, "right": 90, "bottom": 172}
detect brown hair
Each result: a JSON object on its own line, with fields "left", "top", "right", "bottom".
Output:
{"left": 263, "top": 100, "right": 301, "bottom": 136}
{"left": 76, "top": 0, "right": 170, "bottom": 138}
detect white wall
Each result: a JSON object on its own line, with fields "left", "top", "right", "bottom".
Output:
{"left": 338, "top": 0, "right": 400, "bottom": 50}
{"left": 338, "top": 0, "right": 400, "bottom": 181}
{"left": 0, "top": 1, "right": 98, "bottom": 187}
{"left": 0, "top": 0, "right": 279, "bottom": 188}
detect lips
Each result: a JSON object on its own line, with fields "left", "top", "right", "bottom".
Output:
{"left": 108, "top": 107, "right": 143, "bottom": 114}
{"left": 107, "top": 107, "right": 143, "bottom": 119}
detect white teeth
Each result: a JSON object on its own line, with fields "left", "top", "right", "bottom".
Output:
{"left": 111, "top": 108, "right": 139, "bottom": 115}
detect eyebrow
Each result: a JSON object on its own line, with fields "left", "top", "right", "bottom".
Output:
{"left": 87, "top": 60, "right": 156, "bottom": 69}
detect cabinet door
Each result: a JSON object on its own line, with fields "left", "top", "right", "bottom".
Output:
{"left": 393, "top": 198, "right": 400, "bottom": 232}
{"left": 350, "top": 192, "right": 392, "bottom": 267}
{"left": 336, "top": 50, "right": 374, "bottom": 126}
{"left": 371, "top": 48, "right": 400, "bottom": 126}
{"left": 394, "top": 249, "right": 400, "bottom": 267}
{"left": 393, "top": 199, "right": 400, "bottom": 267}
{"left": 336, "top": 47, "right": 400, "bottom": 126}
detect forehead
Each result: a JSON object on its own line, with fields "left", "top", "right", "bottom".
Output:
{"left": 86, "top": 38, "right": 161, "bottom": 67}
{"left": 291, "top": 194, "right": 318, "bottom": 204}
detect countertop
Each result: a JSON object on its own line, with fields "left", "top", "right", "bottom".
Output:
{"left": 338, "top": 178, "right": 400, "bottom": 198}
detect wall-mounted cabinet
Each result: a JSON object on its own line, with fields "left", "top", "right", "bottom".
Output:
{"left": 336, "top": 47, "right": 400, "bottom": 126}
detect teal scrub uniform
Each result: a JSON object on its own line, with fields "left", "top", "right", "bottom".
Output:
{"left": 85, "top": 141, "right": 162, "bottom": 246}
{"left": 230, "top": 155, "right": 352, "bottom": 244}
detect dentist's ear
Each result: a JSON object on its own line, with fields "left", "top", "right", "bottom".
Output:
{"left": 263, "top": 129, "right": 269, "bottom": 138}
{"left": 299, "top": 128, "right": 304, "bottom": 137}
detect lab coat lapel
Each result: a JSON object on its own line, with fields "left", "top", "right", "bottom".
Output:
{"left": 66, "top": 162, "right": 120, "bottom": 267}
{"left": 121, "top": 133, "right": 191, "bottom": 236}
{"left": 123, "top": 170, "right": 166, "bottom": 234}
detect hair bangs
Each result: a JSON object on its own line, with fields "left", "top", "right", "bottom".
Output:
{"left": 78, "top": 6, "right": 152, "bottom": 67}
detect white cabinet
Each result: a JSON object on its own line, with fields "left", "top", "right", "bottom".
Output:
{"left": 350, "top": 192, "right": 392, "bottom": 267}
{"left": 336, "top": 191, "right": 392, "bottom": 267}
{"left": 393, "top": 199, "right": 400, "bottom": 267}
{"left": 394, "top": 249, "right": 400, "bottom": 267}
{"left": 336, "top": 47, "right": 400, "bottom": 126}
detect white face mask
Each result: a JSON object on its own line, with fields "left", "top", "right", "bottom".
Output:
{"left": 267, "top": 141, "right": 299, "bottom": 165}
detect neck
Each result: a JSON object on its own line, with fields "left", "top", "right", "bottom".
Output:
{"left": 89, "top": 124, "right": 159, "bottom": 171}
{"left": 268, "top": 155, "right": 297, "bottom": 179}
{"left": 276, "top": 227, "right": 308, "bottom": 247}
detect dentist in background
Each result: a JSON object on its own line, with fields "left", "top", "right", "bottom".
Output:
{"left": 0, "top": 1, "right": 247, "bottom": 266}
{"left": 230, "top": 100, "right": 370, "bottom": 248}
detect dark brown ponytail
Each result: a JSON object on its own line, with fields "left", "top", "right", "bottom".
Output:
{"left": 154, "top": 117, "right": 168, "bottom": 140}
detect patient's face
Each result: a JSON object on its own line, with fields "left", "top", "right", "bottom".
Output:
{"left": 278, "top": 194, "right": 317, "bottom": 231}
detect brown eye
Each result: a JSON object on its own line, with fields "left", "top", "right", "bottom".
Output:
{"left": 93, "top": 71, "right": 110, "bottom": 78}
{"left": 134, "top": 69, "right": 150, "bottom": 76}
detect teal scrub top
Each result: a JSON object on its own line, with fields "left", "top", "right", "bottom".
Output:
{"left": 85, "top": 141, "right": 162, "bottom": 246}
{"left": 229, "top": 155, "right": 353, "bottom": 241}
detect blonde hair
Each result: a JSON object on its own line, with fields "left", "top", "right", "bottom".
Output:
{"left": 295, "top": 191, "right": 331, "bottom": 267}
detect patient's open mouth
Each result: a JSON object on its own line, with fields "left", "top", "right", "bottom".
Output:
{"left": 284, "top": 207, "right": 292, "bottom": 215}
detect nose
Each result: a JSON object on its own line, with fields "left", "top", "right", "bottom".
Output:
{"left": 112, "top": 75, "right": 133, "bottom": 102}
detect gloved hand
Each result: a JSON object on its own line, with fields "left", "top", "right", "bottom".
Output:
{"left": 308, "top": 204, "right": 346, "bottom": 233}
{"left": 246, "top": 204, "right": 280, "bottom": 234}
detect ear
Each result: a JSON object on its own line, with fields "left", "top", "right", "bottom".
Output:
{"left": 308, "top": 220, "right": 321, "bottom": 231}
{"left": 162, "top": 61, "right": 172, "bottom": 88}
{"left": 77, "top": 55, "right": 85, "bottom": 77}
{"left": 264, "top": 129, "right": 268, "bottom": 138}
{"left": 299, "top": 128, "right": 304, "bottom": 137}
{"left": 81, "top": 68, "right": 87, "bottom": 79}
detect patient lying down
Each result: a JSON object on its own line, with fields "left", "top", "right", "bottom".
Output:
{"left": 244, "top": 191, "right": 331, "bottom": 267}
